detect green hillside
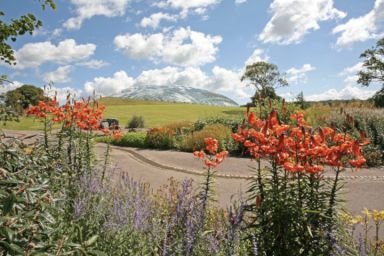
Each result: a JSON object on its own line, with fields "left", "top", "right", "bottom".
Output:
{"left": 1, "top": 97, "right": 244, "bottom": 130}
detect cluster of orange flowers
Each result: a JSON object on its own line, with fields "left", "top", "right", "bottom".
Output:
{"left": 27, "top": 96, "right": 123, "bottom": 139}
{"left": 26, "top": 98, "right": 59, "bottom": 119}
{"left": 232, "top": 110, "right": 369, "bottom": 174}
{"left": 193, "top": 138, "right": 229, "bottom": 168}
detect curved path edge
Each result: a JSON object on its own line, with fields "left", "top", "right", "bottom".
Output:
{"left": 105, "top": 144, "right": 384, "bottom": 181}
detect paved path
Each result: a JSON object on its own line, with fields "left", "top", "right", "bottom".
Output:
{"left": 94, "top": 144, "right": 384, "bottom": 214}
{"left": 3, "top": 130, "right": 383, "bottom": 214}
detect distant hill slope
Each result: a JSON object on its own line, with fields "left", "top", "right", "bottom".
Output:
{"left": 117, "top": 85, "right": 238, "bottom": 106}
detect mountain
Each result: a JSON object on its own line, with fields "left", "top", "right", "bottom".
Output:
{"left": 117, "top": 85, "right": 238, "bottom": 106}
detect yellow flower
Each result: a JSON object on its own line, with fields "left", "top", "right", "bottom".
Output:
{"left": 23, "top": 147, "right": 33, "bottom": 154}
{"left": 339, "top": 212, "right": 354, "bottom": 226}
{"left": 362, "top": 207, "right": 371, "bottom": 221}
{"left": 352, "top": 215, "right": 363, "bottom": 225}
{"left": 372, "top": 210, "right": 384, "bottom": 224}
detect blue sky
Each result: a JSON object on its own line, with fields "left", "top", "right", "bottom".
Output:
{"left": 1, "top": 0, "right": 383, "bottom": 104}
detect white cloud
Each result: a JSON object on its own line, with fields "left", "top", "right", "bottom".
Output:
{"left": 338, "top": 62, "right": 364, "bottom": 77}
{"left": 64, "top": 0, "right": 132, "bottom": 30}
{"left": 245, "top": 48, "right": 269, "bottom": 66}
{"left": 114, "top": 27, "right": 222, "bottom": 67}
{"left": 134, "top": 66, "right": 208, "bottom": 88}
{"left": 235, "top": 0, "right": 247, "bottom": 4}
{"left": 333, "top": 0, "right": 384, "bottom": 48}
{"left": 83, "top": 66, "right": 250, "bottom": 99}
{"left": 52, "top": 28, "right": 62, "bottom": 37}
{"left": 337, "top": 62, "right": 364, "bottom": 86}
{"left": 77, "top": 59, "right": 109, "bottom": 69}
{"left": 0, "top": 81, "right": 23, "bottom": 94}
{"left": 259, "top": 0, "right": 346, "bottom": 44}
{"left": 8, "top": 39, "right": 96, "bottom": 69}
{"left": 306, "top": 61, "right": 377, "bottom": 101}
{"left": 286, "top": 64, "right": 315, "bottom": 84}
{"left": 44, "top": 86, "right": 83, "bottom": 104}
{"left": 140, "top": 12, "right": 178, "bottom": 29}
{"left": 306, "top": 86, "right": 377, "bottom": 101}
{"left": 43, "top": 65, "right": 72, "bottom": 84}
{"left": 84, "top": 70, "right": 135, "bottom": 96}
{"left": 154, "top": 0, "right": 221, "bottom": 17}
{"left": 210, "top": 66, "right": 249, "bottom": 98}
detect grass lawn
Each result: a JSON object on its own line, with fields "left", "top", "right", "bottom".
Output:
{"left": 1, "top": 97, "right": 245, "bottom": 130}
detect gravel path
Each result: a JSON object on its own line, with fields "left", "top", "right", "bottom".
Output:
{"left": 95, "top": 144, "right": 384, "bottom": 214}
{"left": 3, "top": 130, "right": 383, "bottom": 214}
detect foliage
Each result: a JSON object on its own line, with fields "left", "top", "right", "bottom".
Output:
{"left": 320, "top": 107, "right": 384, "bottom": 166}
{"left": 0, "top": 104, "right": 19, "bottom": 125}
{"left": 358, "top": 37, "right": 384, "bottom": 87}
{"left": 241, "top": 61, "right": 288, "bottom": 104}
{"left": 71, "top": 172, "right": 248, "bottom": 255}
{"left": 232, "top": 107, "right": 368, "bottom": 255}
{"left": 0, "top": 0, "right": 56, "bottom": 65}
{"left": 0, "top": 138, "right": 55, "bottom": 254}
{"left": 5, "top": 84, "right": 46, "bottom": 113}
{"left": 145, "top": 127, "right": 175, "bottom": 149}
{"left": 180, "top": 124, "right": 233, "bottom": 152}
{"left": 250, "top": 98, "right": 299, "bottom": 124}
{"left": 193, "top": 116, "right": 241, "bottom": 133}
{"left": 295, "top": 91, "right": 310, "bottom": 109}
{"left": 97, "top": 132, "right": 147, "bottom": 148}
{"left": 334, "top": 209, "right": 384, "bottom": 255}
{"left": 165, "top": 121, "right": 194, "bottom": 135}
{"left": 372, "top": 87, "right": 384, "bottom": 108}
{"left": 127, "top": 115, "right": 145, "bottom": 129}
{"left": 0, "top": 95, "right": 111, "bottom": 254}
{"left": 0, "top": 92, "right": 379, "bottom": 255}
{"left": 358, "top": 37, "right": 384, "bottom": 108}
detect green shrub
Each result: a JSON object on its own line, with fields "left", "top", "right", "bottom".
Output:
{"left": 193, "top": 117, "right": 241, "bottom": 133}
{"left": 180, "top": 124, "right": 233, "bottom": 152}
{"left": 145, "top": 127, "right": 174, "bottom": 149}
{"left": 372, "top": 87, "right": 384, "bottom": 108}
{"left": 320, "top": 107, "right": 384, "bottom": 166}
{"left": 117, "top": 132, "right": 147, "bottom": 148}
{"left": 127, "top": 115, "right": 145, "bottom": 129}
{"left": 97, "top": 132, "right": 147, "bottom": 148}
{"left": 165, "top": 121, "right": 194, "bottom": 135}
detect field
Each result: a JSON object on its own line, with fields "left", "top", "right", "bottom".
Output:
{"left": 1, "top": 97, "right": 244, "bottom": 130}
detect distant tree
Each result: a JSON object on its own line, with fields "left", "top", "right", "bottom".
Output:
{"left": 241, "top": 61, "right": 288, "bottom": 104}
{"left": 295, "top": 91, "right": 309, "bottom": 109}
{"left": 371, "top": 88, "right": 384, "bottom": 108}
{"left": 0, "top": 0, "right": 56, "bottom": 66}
{"left": 250, "top": 87, "right": 282, "bottom": 104}
{"left": 357, "top": 38, "right": 384, "bottom": 107}
{"left": 5, "top": 85, "right": 45, "bottom": 113}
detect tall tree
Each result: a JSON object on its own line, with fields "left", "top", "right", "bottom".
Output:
{"left": 241, "top": 61, "right": 288, "bottom": 104}
{"left": 5, "top": 84, "right": 45, "bottom": 113}
{"left": 358, "top": 38, "right": 384, "bottom": 107}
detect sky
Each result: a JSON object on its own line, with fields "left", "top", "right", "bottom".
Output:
{"left": 0, "top": 0, "right": 383, "bottom": 104}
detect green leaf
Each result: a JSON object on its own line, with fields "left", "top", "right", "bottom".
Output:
{"left": 89, "top": 250, "right": 108, "bottom": 256}
{"left": 2, "top": 192, "right": 16, "bottom": 214}
{"left": 83, "top": 235, "right": 98, "bottom": 247}
{"left": 307, "top": 225, "right": 313, "bottom": 238}
{"left": 0, "top": 241, "right": 24, "bottom": 254}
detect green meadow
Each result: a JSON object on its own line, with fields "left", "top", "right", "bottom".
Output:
{"left": 1, "top": 97, "right": 244, "bottom": 130}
